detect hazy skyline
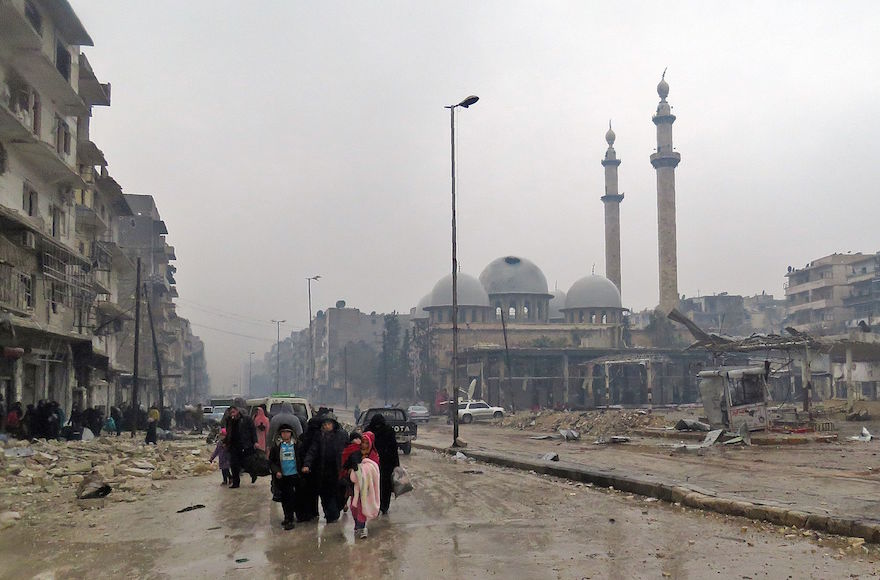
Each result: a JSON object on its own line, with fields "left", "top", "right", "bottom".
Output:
{"left": 71, "top": 1, "right": 880, "bottom": 391}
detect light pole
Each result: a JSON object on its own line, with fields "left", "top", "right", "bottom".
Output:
{"left": 272, "top": 320, "right": 285, "bottom": 392}
{"left": 306, "top": 275, "right": 321, "bottom": 397}
{"left": 445, "top": 94, "right": 479, "bottom": 448}
{"left": 248, "top": 351, "right": 255, "bottom": 396}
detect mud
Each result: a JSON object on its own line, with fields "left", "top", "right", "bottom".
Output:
{"left": 1, "top": 446, "right": 878, "bottom": 579}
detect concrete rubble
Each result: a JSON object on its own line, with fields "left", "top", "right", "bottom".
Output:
{"left": 0, "top": 435, "right": 215, "bottom": 527}
{"left": 498, "top": 409, "right": 666, "bottom": 437}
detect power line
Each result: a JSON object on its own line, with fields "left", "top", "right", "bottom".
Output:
{"left": 175, "top": 298, "right": 279, "bottom": 326}
{"left": 188, "top": 322, "right": 277, "bottom": 342}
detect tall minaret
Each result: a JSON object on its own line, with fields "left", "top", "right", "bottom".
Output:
{"left": 650, "top": 70, "right": 681, "bottom": 314}
{"left": 601, "top": 122, "right": 623, "bottom": 296}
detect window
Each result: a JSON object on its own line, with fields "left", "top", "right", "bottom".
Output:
{"left": 22, "top": 185, "right": 38, "bottom": 217}
{"left": 55, "top": 41, "right": 71, "bottom": 82}
{"left": 31, "top": 92, "right": 40, "bottom": 136}
{"left": 55, "top": 117, "right": 70, "bottom": 155}
{"left": 495, "top": 303, "right": 502, "bottom": 321}
{"left": 524, "top": 301, "right": 530, "bottom": 319}
{"left": 24, "top": 1, "right": 42, "bottom": 35}
{"left": 590, "top": 312, "right": 597, "bottom": 324}
{"left": 601, "top": 312, "right": 608, "bottom": 324}
{"left": 20, "top": 273, "right": 34, "bottom": 308}
{"left": 509, "top": 306, "right": 516, "bottom": 320}
{"left": 472, "top": 402, "right": 489, "bottom": 409}
{"left": 578, "top": 311, "right": 584, "bottom": 323}
{"left": 0, "top": 143, "right": 6, "bottom": 175}
{"left": 51, "top": 206, "right": 65, "bottom": 238}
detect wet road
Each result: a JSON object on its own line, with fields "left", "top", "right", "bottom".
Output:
{"left": 1, "top": 448, "right": 878, "bottom": 579}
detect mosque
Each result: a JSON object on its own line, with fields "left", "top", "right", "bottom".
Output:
{"left": 408, "top": 75, "right": 708, "bottom": 410}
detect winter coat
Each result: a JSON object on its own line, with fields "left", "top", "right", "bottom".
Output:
{"left": 303, "top": 420, "right": 348, "bottom": 483}
{"left": 268, "top": 440, "right": 298, "bottom": 476}
{"left": 224, "top": 413, "right": 257, "bottom": 456}
{"left": 367, "top": 415, "right": 400, "bottom": 471}
{"left": 267, "top": 404, "right": 304, "bottom": 446}
{"left": 254, "top": 408, "right": 270, "bottom": 452}
{"left": 210, "top": 441, "right": 230, "bottom": 470}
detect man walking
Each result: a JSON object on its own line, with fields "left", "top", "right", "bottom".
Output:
{"left": 224, "top": 406, "right": 257, "bottom": 488}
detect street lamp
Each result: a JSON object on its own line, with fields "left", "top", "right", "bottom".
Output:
{"left": 248, "top": 351, "right": 255, "bottom": 396}
{"left": 271, "top": 320, "right": 286, "bottom": 392}
{"left": 307, "top": 275, "right": 321, "bottom": 397}
{"left": 445, "top": 94, "right": 479, "bottom": 448}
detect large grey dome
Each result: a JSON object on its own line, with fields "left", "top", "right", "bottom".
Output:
{"left": 412, "top": 294, "right": 431, "bottom": 319}
{"left": 479, "top": 256, "right": 550, "bottom": 295}
{"left": 548, "top": 289, "right": 567, "bottom": 320}
{"left": 427, "top": 273, "right": 490, "bottom": 308}
{"left": 564, "top": 275, "right": 622, "bottom": 309}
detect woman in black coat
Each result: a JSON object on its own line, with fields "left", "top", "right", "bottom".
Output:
{"left": 367, "top": 413, "right": 399, "bottom": 514}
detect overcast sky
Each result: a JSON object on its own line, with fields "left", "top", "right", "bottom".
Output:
{"left": 72, "top": 1, "right": 880, "bottom": 391}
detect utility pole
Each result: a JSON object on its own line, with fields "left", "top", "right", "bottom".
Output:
{"left": 131, "top": 258, "right": 141, "bottom": 437}
{"left": 248, "top": 351, "right": 255, "bottom": 396}
{"left": 144, "top": 283, "right": 164, "bottom": 411}
{"left": 344, "top": 344, "right": 349, "bottom": 409}
{"left": 500, "top": 305, "right": 515, "bottom": 413}
{"left": 306, "top": 275, "right": 321, "bottom": 396}
{"left": 272, "top": 320, "right": 285, "bottom": 392}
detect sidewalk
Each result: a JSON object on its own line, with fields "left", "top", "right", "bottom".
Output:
{"left": 415, "top": 423, "right": 880, "bottom": 543}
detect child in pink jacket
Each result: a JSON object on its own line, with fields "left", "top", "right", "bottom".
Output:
{"left": 348, "top": 431, "right": 381, "bottom": 539}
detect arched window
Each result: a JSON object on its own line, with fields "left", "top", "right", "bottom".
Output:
{"left": 495, "top": 303, "right": 502, "bottom": 321}
{"left": 578, "top": 311, "right": 585, "bottom": 323}
{"left": 590, "top": 311, "right": 596, "bottom": 324}
{"left": 601, "top": 311, "right": 607, "bottom": 324}
{"left": 524, "top": 301, "right": 530, "bottom": 320}
{"left": 509, "top": 306, "right": 516, "bottom": 320}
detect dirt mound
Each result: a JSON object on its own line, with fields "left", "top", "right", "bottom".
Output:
{"left": 497, "top": 409, "right": 667, "bottom": 437}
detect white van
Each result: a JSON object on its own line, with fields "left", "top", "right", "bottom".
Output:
{"left": 246, "top": 395, "right": 312, "bottom": 424}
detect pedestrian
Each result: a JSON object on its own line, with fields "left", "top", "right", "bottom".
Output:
{"left": 367, "top": 413, "right": 399, "bottom": 515}
{"left": 302, "top": 412, "right": 348, "bottom": 523}
{"left": 224, "top": 406, "right": 257, "bottom": 488}
{"left": 194, "top": 403, "right": 203, "bottom": 434}
{"left": 268, "top": 424, "right": 299, "bottom": 530}
{"left": 103, "top": 414, "right": 116, "bottom": 435}
{"left": 0, "top": 394, "right": 6, "bottom": 432}
{"left": 254, "top": 406, "right": 270, "bottom": 455}
{"left": 6, "top": 402, "right": 21, "bottom": 437}
{"left": 210, "top": 428, "right": 231, "bottom": 486}
{"left": 295, "top": 415, "right": 322, "bottom": 522}
{"left": 110, "top": 406, "right": 122, "bottom": 436}
{"left": 145, "top": 412, "right": 158, "bottom": 445}
{"left": 347, "top": 431, "right": 380, "bottom": 539}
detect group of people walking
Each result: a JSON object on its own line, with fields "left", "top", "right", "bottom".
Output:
{"left": 209, "top": 403, "right": 400, "bottom": 538}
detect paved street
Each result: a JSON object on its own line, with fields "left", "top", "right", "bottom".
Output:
{"left": 2, "top": 444, "right": 878, "bottom": 579}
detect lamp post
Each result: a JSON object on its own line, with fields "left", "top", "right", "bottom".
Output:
{"left": 306, "top": 275, "right": 321, "bottom": 396}
{"left": 272, "top": 320, "right": 285, "bottom": 392}
{"left": 248, "top": 351, "right": 255, "bottom": 396}
{"left": 445, "top": 94, "right": 479, "bottom": 447}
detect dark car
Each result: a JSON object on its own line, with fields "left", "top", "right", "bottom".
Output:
{"left": 357, "top": 407, "right": 418, "bottom": 455}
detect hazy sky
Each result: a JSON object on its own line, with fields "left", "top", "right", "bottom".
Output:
{"left": 72, "top": 1, "right": 880, "bottom": 391}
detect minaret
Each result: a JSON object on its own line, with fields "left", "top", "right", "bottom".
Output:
{"left": 650, "top": 71, "right": 681, "bottom": 314}
{"left": 600, "top": 122, "right": 623, "bottom": 296}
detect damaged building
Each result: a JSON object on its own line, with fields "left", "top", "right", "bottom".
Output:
{"left": 0, "top": 0, "right": 208, "bottom": 415}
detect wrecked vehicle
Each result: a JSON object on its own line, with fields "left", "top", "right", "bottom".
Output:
{"left": 698, "top": 366, "right": 770, "bottom": 432}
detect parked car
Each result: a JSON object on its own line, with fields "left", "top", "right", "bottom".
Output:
{"left": 246, "top": 395, "right": 312, "bottom": 425}
{"left": 203, "top": 405, "right": 229, "bottom": 426}
{"left": 406, "top": 405, "right": 430, "bottom": 423}
{"left": 357, "top": 407, "right": 418, "bottom": 454}
{"left": 457, "top": 400, "right": 504, "bottom": 423}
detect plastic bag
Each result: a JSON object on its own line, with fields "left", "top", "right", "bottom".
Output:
{"left": 392, "top": 466, "right": 413, "bottom": 497}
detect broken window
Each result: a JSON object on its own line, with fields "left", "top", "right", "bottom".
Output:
{"left": 22, "top": 184, "right": 38, "bottom": 217}
{"left": 55, "top": 116, "right": 71, "bottom": 155}
{"left": 31, "top": 91, "right": 41, "bottom": 135}
{"left": 728, "top": 375, "right": 765, "bottom": 407}
{"left": 20, "top": 273, "right": 34, "bottom": 308}
{"left": 55, "top": 41, "right": 71, "bottom": 82}
{"left": 24, "top": 1, "right": 42, "bottom": 35}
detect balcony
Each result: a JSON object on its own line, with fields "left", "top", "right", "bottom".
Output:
{"left": 0, "top": 97, "right": 37, "bottom": 141}
{"left": 10, "top": 47, "right": 88, "bottom": 117}
{"left": 0, "top": 2, "right": 43, "bottom": 52}
{"left": 786, "top": 298, "right": 831, "bottom": 314}
{"left": 78, "top": 53, "right": 110, "bottom": 107}
{"left": 75, "top": 204, "right": 107, "bottom": 234}
{"left": 10, "top": 138, "right": 86, "bottom": 188}
{"left": 77, "top": 139, "right": 106, "bottom": 167}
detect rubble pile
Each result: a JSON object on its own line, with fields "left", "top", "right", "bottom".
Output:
{"left": 0, "top": 435, "right": 214, "bottom": 527}
{"left": 498, "top": 409, "right": 667, "bottom": 437}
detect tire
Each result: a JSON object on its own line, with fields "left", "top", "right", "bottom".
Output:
{"left": 493, "top": 411, "right": 503, "bottom": 419}
{"left": 461, "top": 414, "right": 473, "bottom": 424}
{"left": 401, "top": 443, "right": 412, "bottom": 455}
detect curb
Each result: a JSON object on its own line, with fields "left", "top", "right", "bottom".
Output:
{"left": 413, "top": 441, "right": 880, "bottom": 544}
{"left": 633, "top": 429, "right": 839, "bottom": 445}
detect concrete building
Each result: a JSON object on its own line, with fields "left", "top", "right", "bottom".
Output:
{"left": 650, "top": 72, "right": 681, "bottom": 314}
{"left": 601, "top": 123, "right": 623, "bottom": 295}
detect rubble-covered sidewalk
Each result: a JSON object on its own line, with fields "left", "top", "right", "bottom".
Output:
{"left": 0, "top": 434, "right": 215, "bottom": 529}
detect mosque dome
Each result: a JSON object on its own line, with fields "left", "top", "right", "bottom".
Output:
{"left": 657, "top": 76, "right": 669, "bottom": 100}
{"left": 412, "top": 294, "right": 431, "bottom": 319}
{"left": 427, "top": 273, "right": 490, "bottom": 308}
{"left": 564, "top": 275, "right": 622, "bottom": 310}
{"left": 479, "top": 256, "right": 550, "bottom": 295}
{"left": 548, "top": 289, "right": 567, "bottom": 320}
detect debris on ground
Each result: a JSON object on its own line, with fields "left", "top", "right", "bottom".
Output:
{"left": 849, "top": 427, "right": 873, "bottom": 442}
{"left": 499, "top": 409, "right": 666, "bottom": 437}
{"left": 177, "top": 504, "right": 205, "bottom": 513}
{"left": 594, "top": 436, "right": 631, "bottom": 445}
{"left": 846, "top": 409, "right": 871, "bottom": 422}
{"left": 528, "top": 429, "right": 580, "bottom": 442}
{"left": 539, "top": 452, "right": 560, "bottom": 461}
{"left": 0, "top": 434, "right": 214, "bottom": 525}
{"left": 675, "top": 419, "right": 712, "bottom": 432}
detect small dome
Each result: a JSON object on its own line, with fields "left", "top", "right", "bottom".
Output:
{"left": 564, "top": 275, "right": 622, "bottom": 310}
{"left": 427, "top": 273, "right": 490, "bottom": 308}
{"left": 548, "top": 289, "right": 567, "bottom": 320}
{"left": 657, "top": 76, "right": 669, "bottom": 100}
{"left": 479, "top": 256, "right": 549, "bottom": 295}
{"left": 412, "top": 294, "right": 431, "bottom": 319}
{"left": 605, "top": 124, "right": 616, "bottom": 146}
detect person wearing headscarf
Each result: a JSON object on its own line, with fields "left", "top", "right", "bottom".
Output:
{"left": 302, "top": 412, "right": 348, "bottom": 523}
{"left": 254, "top": 406, "right": 271, "bottom": 454}
{"left": 347, "top": 431, "right": 380, "bottom": 539}
{"left": 367, "top": 413, "right": 400, "bottom": 515}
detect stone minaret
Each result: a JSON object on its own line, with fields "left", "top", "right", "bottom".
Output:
{"left": 601, "top": 122, "right": 623, "bottom": 296}
{"left": 650, "top": 71, "right": 681, "bottom": 314}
